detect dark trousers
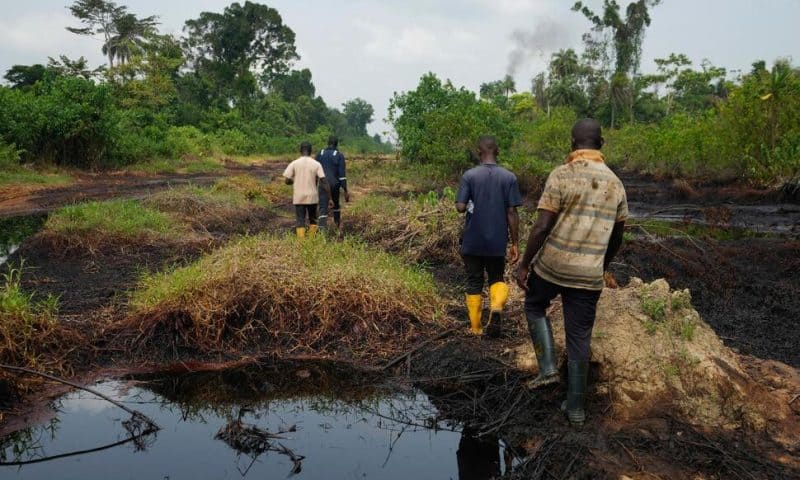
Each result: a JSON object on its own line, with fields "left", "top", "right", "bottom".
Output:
{"left": 294, "top": 204, "right": 318, "bottom": 227}
{"left": 318, "top": 185, "right": 341, "bottom": 228}
{"left": 463, "top": 255, "right": 505, "bottom": 295}
{"left": 525, "top": 271, "right": 601, "bottom": 362}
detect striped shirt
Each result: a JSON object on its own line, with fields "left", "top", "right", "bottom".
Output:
{"left": 533, "top": 149, "right": 628, "bottom": 291}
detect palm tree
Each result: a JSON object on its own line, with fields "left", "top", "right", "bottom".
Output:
{"left": 102, "top": 13, "right": 158, "bottom": 67}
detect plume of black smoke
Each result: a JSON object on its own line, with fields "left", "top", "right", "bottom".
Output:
{"left": 507, "top": 21, "right": 569, "bottom": 77}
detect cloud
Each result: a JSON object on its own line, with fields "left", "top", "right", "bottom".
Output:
{"left": 0, "top": 10, "right": 105, "bottom": 69}
{"left": 355, "top": 19, "right": 475, "bottom": 64}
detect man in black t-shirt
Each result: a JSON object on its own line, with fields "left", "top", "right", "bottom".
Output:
{"left": 455, "top": 136, "right": 522, "bottom": 337}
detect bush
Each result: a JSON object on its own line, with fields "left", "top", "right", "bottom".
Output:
{"left": 0, "top": 77, "right": 119, "bottom": 169}
{"left": 348, "top": 192, "right": 462, "bottom": 265}
{"left": 513, "top": 107, "right": 577, "bottom": 164}
{"left": 389, "top": 73, "right": 515, "bottom": 170}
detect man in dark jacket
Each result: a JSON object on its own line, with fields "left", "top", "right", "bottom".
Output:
{"left": 316, "top": 136, "right": 350, "bottom": 234}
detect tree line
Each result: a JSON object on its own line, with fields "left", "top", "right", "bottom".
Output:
{"left": 0, "top": 0, "right": 388, "bottom": 170}
{"left": 389, "top": 0, "right": 800, "bottom": 184}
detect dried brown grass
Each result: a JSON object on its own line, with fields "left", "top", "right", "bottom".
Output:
{"left": 111, "top": 235, "right": 448, "bottom": 361}
{"left": 348, "top": 192, "right": 462, "bottom": 265}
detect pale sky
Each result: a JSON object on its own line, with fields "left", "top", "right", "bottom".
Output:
{"left": 1, "top": 0, "right": 798, "bottom": 136}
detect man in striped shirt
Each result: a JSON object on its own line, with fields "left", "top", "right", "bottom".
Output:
{"left": 515, "top": 118, "right": 628, "bottom": 427}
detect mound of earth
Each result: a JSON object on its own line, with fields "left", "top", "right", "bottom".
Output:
{"left": 512, "top": 278, "right": 800, "bottom": 450}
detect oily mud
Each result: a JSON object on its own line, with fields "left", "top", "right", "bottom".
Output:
{"left": 610, "top": 237, "right": 800, "bottom": 367}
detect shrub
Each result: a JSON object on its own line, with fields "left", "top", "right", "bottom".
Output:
{"left": 0, "top": 77, "right": 119, "bottom": 169}
{"left": 389, "top": 73, "right": 515, "bottom": 169}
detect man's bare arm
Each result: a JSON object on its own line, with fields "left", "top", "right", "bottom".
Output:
{"left": 515, "top": 210, "right": 559, "bottom": 290}
{"left": 285, "top": 178, "right": 293, "bottom": 185}
{"left": 604, "top": 221, "right": 625, "bottom": 270}
{"left": 456, "top": 202, "right": 467, "bottom": 213}
{"left": 507, "top": 207, "right": 520, "bottom": 263}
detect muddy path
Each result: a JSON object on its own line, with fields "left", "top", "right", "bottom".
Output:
{"left": 0, "top": 162, "right": 287, "bottom": 218}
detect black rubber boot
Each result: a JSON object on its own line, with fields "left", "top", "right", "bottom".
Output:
{"left": 525, "top": 314, "right": 559, "bottom": 388}
{"left": 562, "top": 360, "right": 589, "bottom": 426}
{"left": 486, "top": 311, "right": 502, "bottom": 338}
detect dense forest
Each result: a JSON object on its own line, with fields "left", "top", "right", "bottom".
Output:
{"left": 0, "top": 1, "right": 389, "bottom": 172}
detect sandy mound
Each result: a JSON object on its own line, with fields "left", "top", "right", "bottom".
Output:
{"left": 513, "top": 278, "right": 799, "bottom": 447}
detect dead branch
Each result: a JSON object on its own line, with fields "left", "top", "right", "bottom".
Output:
{"left": 0, "top": 363, "right": 160, "bottom": 432}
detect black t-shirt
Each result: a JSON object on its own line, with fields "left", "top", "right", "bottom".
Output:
{"left": 456, "top": 164, "right": 522, "bottom": 257}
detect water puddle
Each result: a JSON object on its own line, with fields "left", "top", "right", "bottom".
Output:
{"left": 0, "top": 367, "right": 515, "bottom": 479}
{"left": 0, "top": 215, "right": 45, "bottom": 266}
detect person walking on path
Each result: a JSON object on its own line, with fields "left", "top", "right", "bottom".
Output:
{"left": 284, "top": 141, "right": 333, "bottom": 238}
{"left": 316, "top": 136, "right": 350, "bottom": 234}
{"left": 456, "top": 136, "right": 522, "bottom": 337}
{"left": 514, "top": 118, "right": 627, "bottom": 427}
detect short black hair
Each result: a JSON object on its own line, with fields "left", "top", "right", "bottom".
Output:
{"left": 571, "top": 119, "right": 603, "bottom": 149}
{"left": 477, "top": 135, "right": 499, "bottom": 154}
{"left": 300, "top": 141, "right": 312, "bottom": 155}
{"left": 328, "top": 136, "right": 339, "bottom": 148}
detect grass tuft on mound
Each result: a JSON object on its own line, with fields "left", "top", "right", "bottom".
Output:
{"left": 348, "top": 191, "right": 462, "bottom": 265}
{"left": 0, "top": 264, "right": 81, "bottom": 395}
{"left": 43, "top": 199, "right": 179, "bottom": 249}
{"left": 120, "top": 235, "right": 446, "bottom": 359}
{"left": 213, "top": 175, "right": 292, "bottom": 205}
{"left": 145, "top": 184, "right": 270, "bottom": 234}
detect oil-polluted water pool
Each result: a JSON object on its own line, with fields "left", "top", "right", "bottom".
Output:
{"left": 0, "top": 377, "right": 512, "bottom": 479}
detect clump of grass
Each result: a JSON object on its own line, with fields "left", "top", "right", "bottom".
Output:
{"left": 116, "top": 235, "right": 446, "bottom": 360}
{"left": 348, "top": 191, "right": 462, "bottom": 265}
{"left": 212, "top": 175, "right": 288, "bottom": 204}
{"left": 640, "top": 295, "right": 667, "bottom": 323}
{"left": 0, "top": 264, "right": 80, "bottom": 393}
{"left": 146, "top": 185, "right": 270, "bottom": 234}
{"left": 42, "top": 199, "right": 179, "bottom": 250}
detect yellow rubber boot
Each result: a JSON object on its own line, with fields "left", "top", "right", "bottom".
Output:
{"left": 487, "top": 282, "right": 509, "bottom": 338}
{"left": 466, "top": 294, "right": 483, "bottom": 335}
{"left": 296, "top": 227, "right": 306, "bottom": 239}
{"left": 308, "top": 224, "right": 318, "bottom": 238}
{"left": 489, "top": 282, "right": 509, "bottom": 313}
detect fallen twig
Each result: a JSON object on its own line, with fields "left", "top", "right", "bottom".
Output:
{"left": 382, "top": 327, "right": 459, "bottom": 370}
{"left": 0, "top": 363, "right": 160, "bottom": 432}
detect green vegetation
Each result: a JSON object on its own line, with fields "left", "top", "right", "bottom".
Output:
{"left": 43, "top": 199, "right": 178, "bottom": 248}
{"left": 629, "top": 219, "right": 774, "bottom": 241}
{"left": 0, "top": 264, "right": 72, "bottom": 381}
{"left": 120, "top": 235, "right": 445, "bottom": 358}
{"left": 639, "top": 286, "right": 697, "bottom": 342}
{"left": 387, "top": 1, "right": 799, "bottom": 185}
{"left": 0, "top": 140, "right": 71, "bottom": 186}
{"left": 641, "top": 295, "right": 667, "bottom": 323}
{"left": 0, "top": 1, "right": 390, "bottom": 173}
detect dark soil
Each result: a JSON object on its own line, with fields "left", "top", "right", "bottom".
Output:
{"left": 611, "top": 238, "right": 800, "bottom": 368}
